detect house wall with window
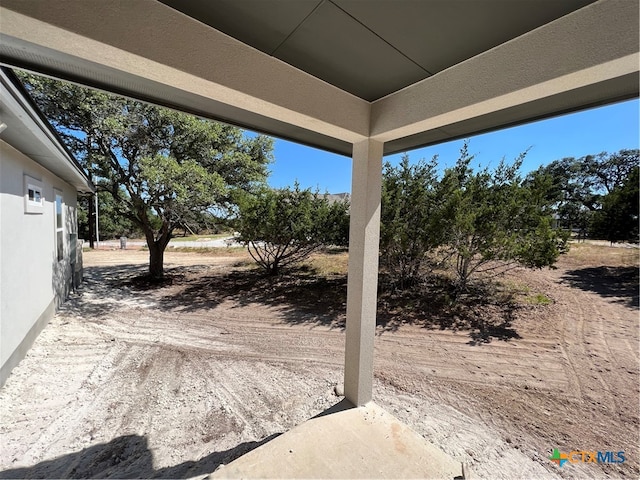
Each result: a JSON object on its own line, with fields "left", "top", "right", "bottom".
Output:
{"left": 0, "top": 68, "right": 93, "bottom": 387}
{"left": 0, "top": 140, "right": 79, "bottom": 385}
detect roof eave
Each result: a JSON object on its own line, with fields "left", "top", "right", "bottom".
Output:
{"left": 0, "top": 67, "right": 95, "bottom": 193}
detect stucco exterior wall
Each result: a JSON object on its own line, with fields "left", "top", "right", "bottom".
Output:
{"left": 0, "top": 140, "right": 78, "bottom": 386}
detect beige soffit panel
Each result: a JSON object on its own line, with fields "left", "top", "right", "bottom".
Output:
{"left": 271, "top": 0, "right": 428, "bottom": 102}
{"left": 160, "top": 0, "right": 596, "bottom": 101}
{"left": 0, "top": 0, "right": 370, "bottom": 146}
{"left": 160, "top": 0, "right": 323, "bottom": 56}
{"left": 371, "top": 0, "right": 640, "bottom": 150}
{"left": 334, "top": 0, "right": 596, "bottom": 77}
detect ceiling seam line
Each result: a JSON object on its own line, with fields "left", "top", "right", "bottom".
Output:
{"left": 327, "top": 0, "right": 434, "bottom": 77}
{"left": 270, "top": 0, "right": 326, "bottom": 56}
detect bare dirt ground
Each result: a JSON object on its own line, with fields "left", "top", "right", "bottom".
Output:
{"left": 0, "top": 244, "right": 638, "bottom": 479}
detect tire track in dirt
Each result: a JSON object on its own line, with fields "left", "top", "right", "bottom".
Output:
{"left": 372, "top": 261, "right": 638, "bottom": 479}
{"left": 0, "top": 334, "right": 126, "bottom": 468}
{"left": 375, "top": 331, "right": 570, "bottom": 393}
{"left": 554, "top": 267, "right": 638, "bottom": 398}
{"left": 512, "top": 266, "right": 637, "bottom": 478}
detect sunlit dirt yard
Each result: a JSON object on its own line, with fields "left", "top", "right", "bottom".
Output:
{"left": 0, "top": 242, "right": 638, "bottom": 479}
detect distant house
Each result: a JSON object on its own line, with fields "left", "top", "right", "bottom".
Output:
{"left": 324, "top": 192, "right": 351, "bottom": 205}
{"left": 0, "top": 68, "right": 94, "bottom": 386}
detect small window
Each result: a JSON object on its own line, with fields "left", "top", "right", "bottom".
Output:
{"left": 24, "top": 175, "right": 44, "bottom": 214}
{"left": 55, "top": 190, "right": 64, "bottom": 262}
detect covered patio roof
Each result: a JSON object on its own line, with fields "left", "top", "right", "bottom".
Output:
{"left": 0, "top": 0, "right": 637, "bottom": 156}
{"left": 0, "top": 2, "right": 638, "bottom": 474}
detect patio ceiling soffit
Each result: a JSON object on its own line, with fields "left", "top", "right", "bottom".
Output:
{"left": 0, "top": 0, "right": 637, "bottom": 157}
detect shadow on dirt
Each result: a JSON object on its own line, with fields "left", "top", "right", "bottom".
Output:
{"left": 155, "top": 266, "right": 520, "bottom": 343}
{"left": 561, "top": 265, "right": 639, "bottom": 309}
{"left": 58, "top": 264, "right": 148, "bottom": 319}
{"left": 156, "top": 268, "right": 348, "bottom": 330}
{"left": 377, "top": 276, "right": 522, "bottom": 345}
{"left": 74, "top": 262, "right": 521, "bottom": 343}
{"left": 0, "top": 433, "right": 279, "bottom": 479}
{"left": 59, "top": 263, "right": 212, "bottom": 319}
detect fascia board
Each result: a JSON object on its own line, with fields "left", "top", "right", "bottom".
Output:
{"left": 370, "top": 0, "right": 640, "bottom": 147}
{"left": 0, "top": 1, "right": 370, "bottom": 147}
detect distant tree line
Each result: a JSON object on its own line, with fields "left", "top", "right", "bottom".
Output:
{"left": 527, "top": 149, "right": 639, "bottom": 244}
{"left": 76, "top": 192, "right": 233, "bottom": 242}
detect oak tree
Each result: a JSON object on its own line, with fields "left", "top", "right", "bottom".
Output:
{"left": 18, "top": 71, "right": 273, "bottom": 278}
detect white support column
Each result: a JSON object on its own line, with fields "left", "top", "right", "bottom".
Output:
{"left": 344, "top": 138, "right": 383, "bottom": 406}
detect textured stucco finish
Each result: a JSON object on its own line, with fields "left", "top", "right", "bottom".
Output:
{"left": 344, "top": 139, "right": 383, "bottom": 406}
{"left": 0, "top": 141, "right": 77, "bottom": 386}
{"left": 0, "top": 298, "right": 54, "bottom": 387}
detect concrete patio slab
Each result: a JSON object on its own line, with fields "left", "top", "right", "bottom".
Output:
{"left": 208, "top": 400, "right": 464, "bottom": 479}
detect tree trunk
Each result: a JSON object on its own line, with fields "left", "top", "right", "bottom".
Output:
{"left": 148, "top": 243, "right": 164, "bottom": 279}
{"left": 268, "top": 260, "right": 279, "bottom": 276}
{"left": 142, "top": 218, "right": 173, "bottom": 279}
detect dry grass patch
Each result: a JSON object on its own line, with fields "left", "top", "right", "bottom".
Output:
{"left": 305, "top": 248, "right": 349, "bottom": 276}
{"left": 561, "top": 241, "right": 639, "bottom": 267}
{"left": 169, "top": 246, "right": 250, "bottom": 259}
{"left": 170, "top": 233, "right": 233, "bottom": 242}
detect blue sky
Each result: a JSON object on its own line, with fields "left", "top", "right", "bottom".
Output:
{"left": 263, "top": 98, "right": 639, "bottom": 194}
